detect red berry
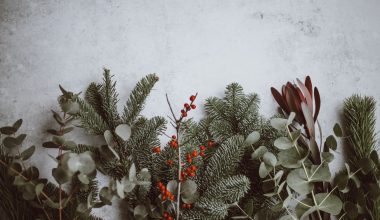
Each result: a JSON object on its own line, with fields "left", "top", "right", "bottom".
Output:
{"left": 191, "top": 104, "right": 196, "bottom": 109}
{"left": 170, "top": 195, "right": 175, "bottom": 201}
{"left": 182, "top": 203, "right": 187, "bottom": 208}
{"left": 182, "top": 112, "right": 187, "bottom": 117}
{"left": 207, "top": 140, "right": 214, "bottom": 147}
{"left": 163, "top": 212, "right": 169, "bottom": 218}
{"left": 162, "top": 195, "right": 167, "bottom": 201}
{"left": 181, "top": 109, "right": 186, "bottom": 113}
{"left": 187, "top": 153, "right": 192, "bottom": 159}
{"left": 190, "top": 95, "right": 196, "bottom": 102}
{"left": 153, "top": 146, "right": 161, "bottom": 153}
{"left": 172, "top": 135, "right": 176, "bottom": 139}
{"left": 187, "top": 158, "right": 192, "bottom": 163}
{"left": 187, "top": 204, "right": 192, "bottom": 209}
{"left": 192, "top": 150, "right": 198, "bottom": 157}
{"left": 188, "top": 172, "right": 196, "bottom": 177}
{"left": 184, "top": 103, "right": 190, "bottom": 109}
{"left": 200, "top": 145, "right": 206, "bottom": 151}
{"left": 200, "top": 151, "right": 205, "bottom": 157}
{"left": 190, "top": 165, "right": 197, "bottom": 171}
{"left": 168, "top": 217, "right": 174, "bottom": 220}
{"left": 166, "top": 160, "right": 173, "bottom": 166}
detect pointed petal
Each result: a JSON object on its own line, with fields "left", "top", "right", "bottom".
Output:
{"left": 305, "top": 76, "right": 313, "bottom": 98}
{"left": 313, "top": 87, "right": 321, "bottom": 121}
{"left": 297, "top": 78, "right": 313, "bottom": 112}
{"left": 271, "top": 87, "right": 289, "bottom": 113}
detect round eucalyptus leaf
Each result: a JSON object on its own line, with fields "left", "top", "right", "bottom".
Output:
{"left": 181, "top": 180, "right": 197, "bottom": 196}
{"left": 308, "top": 164, "right": 331, "bottom": 182}
{"left": 274, "top": 137, "right": 293, "bottom": 150}
{"left": 116, "top": 178, "right": 125, "bottom": 199}
{"left": 124, "top": 180, "right": 136, "bottom": 193}
{"left": 12, "top": 119, "right": 23, "bottom": 131}
{"left": 321, "top": 152, "right": 334, "bottom": 163}
{"left": 139, "top": 168, "right": 151, "bottom": 180}
{"left": 8, "top": 162, "right": 22, "bottom": 176}
{"left": 287, "top": 168, "right": 312, "bottom": 195}
{"left": 251, "top": 146, "right": 268, "bottom": 160}
{"left": 104, "top": 130, "right": 114, "bottom": 146}
{"left": 35, "top": 183, "right": 44, "bottom": 196}
{"left": 0, "top": 126, "right": 17, "bottom": 135}
{"left": 134, "top": 205, "right": 148, "bottom": 219}
{"left": 99, "top": 187, "right": 113, "bottom": 205}
{"left": 167, "top": 180, "right": 178, "bottom": 194}
{"left": 13, "top": 176, "right": 27, "bottom": 186}
{"left": 129, "top": 163, "right": 137, "bottom": 181}
{"left": 3, "top": 137, "right": 19, "bottom": 148}
{"left": 333, "top": 123, "right": 343, "bottom": 137}
{"left": 115, "top": 124, "right": 132, "bottom": 141}
{"left": 42, "top": 141, "right": 59, "bottom": 149}
{"left": 52, "top": 167, "right": 71, "bottom": 184}
{"left": 20, "top": 145, "right": 36, "bottom": 160}
{"left": 62, "top": 140, "right": 76, "bottom": 150}
{"left": 99, "top": 144, "right": 120, "bottom": 160}
{"left": 244, "top": 131, "right": 260, "bottom": 146}
{"left": 182, "top": 190, "right": 199, "bottom": 204}
{"left": 358, "top": 158, "right": 374, "bottom": 174}
{"left": 278, "top": 147, "right": 307, "bottom": 168}
{"left": 259, "top": 162, "right": 271, "bottom": 178}
{"left": 334, "top": 172, "right": 349, "bottom": 191}
{"left": 287, "top": 112, "right": 296, "bottom": 125}
{"left": 263, "top": 152, "right": 277, "bottom": 167}
{"left": 52, "top": 136, "right": 65, "bottom": 146}
{"left": 24, "top": 166, "right": 39, "bottom": 180}
{"left": 78, "top": 173, "right": 90, "bottom": 184}
{"left": 295, "top": 198, "right": 315, "bottom": 218}
{"left": 22, "top": 183, "right": 36, "bottom": 200}
{"left": 270, "top": 118, "right": 288, "bottom": 131}
{"left": 325, "top": 135, "right": 337, "bottom": 151}
{"left": 315, "top": 193, "right": 343, "bottom": 215}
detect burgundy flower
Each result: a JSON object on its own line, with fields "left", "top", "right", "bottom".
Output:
{"left": 271, "top": 76, "right": 320, "bottom": 137}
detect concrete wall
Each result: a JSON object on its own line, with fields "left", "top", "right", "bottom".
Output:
{"left": 1, "top": 0, "right": 380, "bottom": 219}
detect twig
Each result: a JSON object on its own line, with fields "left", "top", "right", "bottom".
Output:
{"left": 166, "top": 94, "right": 178, "bottom": 122}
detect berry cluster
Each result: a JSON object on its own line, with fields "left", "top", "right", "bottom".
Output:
{"left": 157, "top": 182, "right": 175, "bottom": 201}
{"left": 163, "top": 212, "right": 174, "bottom": 220}
{"left": 180, "top": 95, "right": 197, "bottom": 118}
{"left": 169, "top": 135, "right": 178, "bottom": 149}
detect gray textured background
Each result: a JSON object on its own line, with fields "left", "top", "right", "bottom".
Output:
{"left": 1, "top": 0, "right": 380, "bottom": 219}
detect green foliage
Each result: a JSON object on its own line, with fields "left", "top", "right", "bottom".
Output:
{"left": 71, "top": 70, "right": 166, "bottom": 218}
{"left": 339, "top": 94, "right": 380, "bottom": 219}
{"left": 252, "top": 113, "right": 346, "bottom": 219}
{"left": 123, "top": 74, "right": 160, "bottom": 125}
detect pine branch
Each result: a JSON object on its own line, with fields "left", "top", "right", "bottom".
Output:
{"left": 343, "top": 94, "right": 377, "bottom": 166}
{"left": 128, "top": 116, "right": 167, "bottom": 171}
{"left": 84, "top": 82, "right": 106, "bottom": 119}
{"left": 100, "top": 69, "right": 120, "bottom": 129}
{"left": 203, "top": 175, "right": 250, "bottom": 203}
{"left": 77, "top": 98, "right": 108, "bottom": 135}
{"left": 123, "top": 74, "right": 159, "bottom": 125}
{"left": 201, "top": 135, "right": 245, "bottom": 191}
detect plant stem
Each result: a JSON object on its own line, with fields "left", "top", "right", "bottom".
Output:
{"left": 58, "top": 112, "right": 66, "bottom": 220}
{"left": 0, "top": 159, "right": 55, "bottom": 204}
{"left": 235, "top": 203, "right": 254, "bottom": 220}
